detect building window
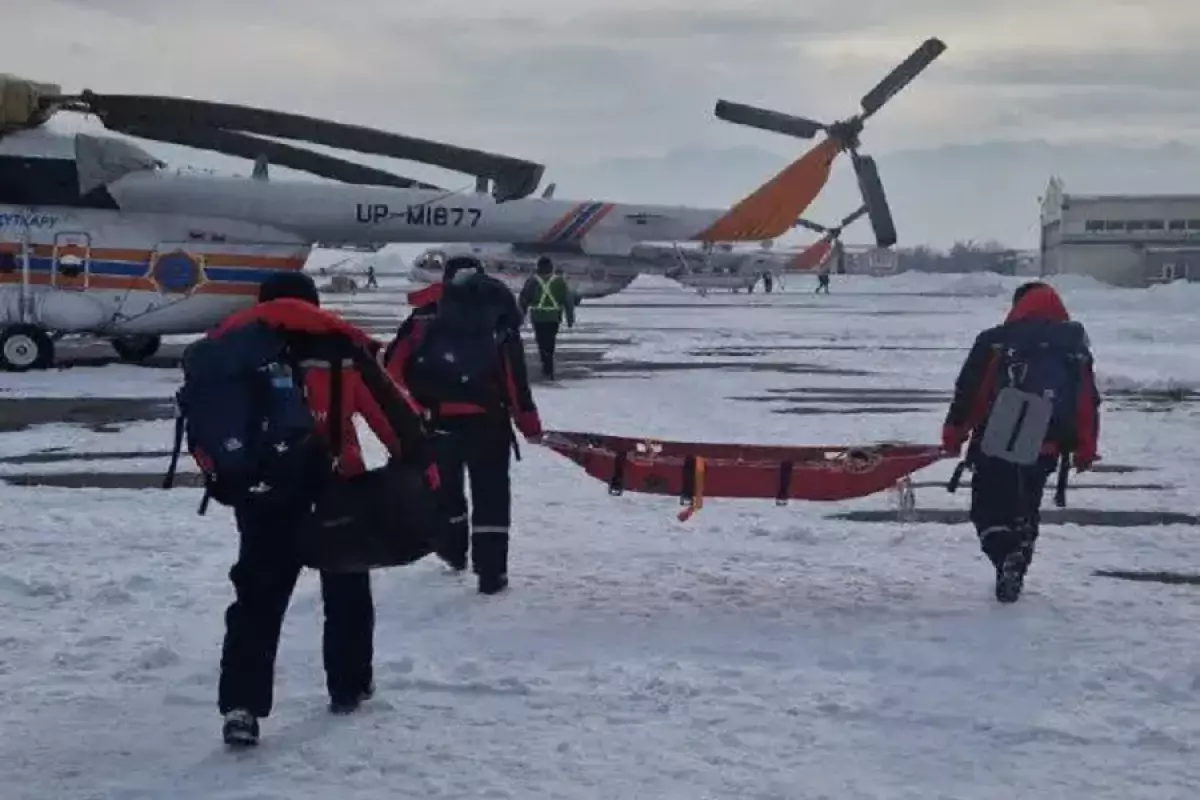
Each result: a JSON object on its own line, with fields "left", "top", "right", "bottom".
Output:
{"left": 1084, "top": 220, "right": 1105, "bottom": 232}
{"left": 1169, "top": 219, "right": 1186, "bottom": 231}
{"left": 1104, "top": 220, "right": 1125, "bottom": 231}
{"left": 1144, "top": 219, "right": 1164, "bottom": 230}
{"left": 1126, "top": 220, "right": 1146, "bottom": 231}
{"left": 1187, "top": 220, "right": 1200, "bottom": 230}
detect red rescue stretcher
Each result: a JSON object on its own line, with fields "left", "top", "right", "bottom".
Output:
{"left": 539, "top": 430, "right": 950, "bottom": 521}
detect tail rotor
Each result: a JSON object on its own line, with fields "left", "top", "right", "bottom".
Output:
{"left": 714, "top": 37, "right": 947, "bottom": 249}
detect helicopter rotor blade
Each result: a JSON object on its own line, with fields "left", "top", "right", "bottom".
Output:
{"left": 859, "top": 37, "right": 947, "bottom": 120}
{"left": 793, "top": 217, "right": 829, "bottom": 234}
{"left": 713, "top": 100, "right": 825, "bottom": 139}
{"left": 840, "top": 204, "right": 869, "bottom": 228}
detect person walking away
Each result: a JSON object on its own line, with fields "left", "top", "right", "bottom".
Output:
{"left": 366, "top": 264, "right": 379, "bottom": 290}
{"left": 815, "top": 257, "right": 832, "bottom": 294}
{"left": 171, "top": 272, "right": 436, "bottom": 746}
{"left": 519, "top": 256, "right": 575, "bottom": 380}
{"left": 385, "top": 256, "right": 543, "bottom": 595}
{"left": 941, "top": 281, "right": 1100, "bottom": 603}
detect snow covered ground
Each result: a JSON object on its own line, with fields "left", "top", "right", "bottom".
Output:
{"left": 0, "top": 273, "right": 1197, "bottom": 799}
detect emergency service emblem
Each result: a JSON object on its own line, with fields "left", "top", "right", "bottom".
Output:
{"left": 149, "top": 250, "right": 205, "bottom": 295}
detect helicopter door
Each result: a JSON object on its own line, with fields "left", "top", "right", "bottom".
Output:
{"left": 51, "top": 232, "right": 92, "bottom": 291}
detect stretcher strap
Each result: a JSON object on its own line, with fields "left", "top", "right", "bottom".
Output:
{"left": 776, "top": 460, "right": 794, "bottom": 506}
{"left": 677, "top": 455, "right": 706, "bottom": 522}
{"left": 608, "top": 450, "right": 628, "bottom": 496}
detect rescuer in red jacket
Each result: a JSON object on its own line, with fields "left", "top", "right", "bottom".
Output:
{"left": 942, "top": 281, "right": 1100, "bottom": 603}
{"left": 385, "top": 257, "right": 542, "bottom": 595}
{"left": 216, "top": 272, "right": 436, "bottom": 747}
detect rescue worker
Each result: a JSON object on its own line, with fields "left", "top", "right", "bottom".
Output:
{"left": 216, "top": 272, "right": 435, "bottom": 746}
{"left": 385, "top": 256, "right": 543, "bottom": 595}
{"left": 518, "top": 256, "right": 575, "bottom": 381}
{"left": 942, "top": 281, "right": 1100, "bottom": 603}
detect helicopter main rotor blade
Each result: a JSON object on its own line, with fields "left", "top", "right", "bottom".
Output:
{"left": 64, "top": 92, "right": 543, "bottom": 200}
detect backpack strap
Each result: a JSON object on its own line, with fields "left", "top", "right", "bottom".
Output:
{"left": 162, "top": 409, "right": 185, "bottom": 490}
{"left": 1053, "top": 452, "right": 1070, "bottom": 507}
{"left": 329, "top": 352, "right": 344, "bottom": 466}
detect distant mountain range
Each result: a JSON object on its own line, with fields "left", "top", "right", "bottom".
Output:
{"left": 546, "top": 140, "right": 1200, "bottom": 250}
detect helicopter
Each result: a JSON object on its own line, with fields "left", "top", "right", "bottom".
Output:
{"left": 0, "top": 37, "right": 945, "bottom": 370}
{"left": 403, "top": 37, "right": 948, "bottom": 299}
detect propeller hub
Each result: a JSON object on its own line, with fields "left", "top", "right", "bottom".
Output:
{"left": 826, "top": 117, "right": 864, "bottom": 150}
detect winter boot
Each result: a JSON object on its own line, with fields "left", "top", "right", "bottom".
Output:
{"left": 222, "top": 709, "right": 260, "bottom": 747}
{"left": 329, "top": 681, "right": 376, "bottom": 715}
{"left": 477, "top": 572, "right": 509, "bottom": 595}
{"left": 995, "top": 549, "right": 1028, "bottom": 604}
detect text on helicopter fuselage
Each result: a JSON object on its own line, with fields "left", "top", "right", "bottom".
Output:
{"left": 355, "top": 203, "right": 482, "bottom": 227}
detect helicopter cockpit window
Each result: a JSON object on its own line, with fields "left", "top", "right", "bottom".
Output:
{"left": 74, "top": 133, "right": 162, "bottom": 197}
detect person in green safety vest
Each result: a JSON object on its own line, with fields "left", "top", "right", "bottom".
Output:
{"left": 518, "top": 256, "right": 576, "bottom": 381}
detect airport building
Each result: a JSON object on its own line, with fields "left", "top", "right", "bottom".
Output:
{"left": 1039, "top": 177, "right": 1200, "bottom": 286}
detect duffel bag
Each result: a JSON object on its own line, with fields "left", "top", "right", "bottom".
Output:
{"left": 297, "top": 460, "right": 438, "bottom": 572}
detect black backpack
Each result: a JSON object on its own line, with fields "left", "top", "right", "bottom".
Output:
{"left": 407, "top": 273, "right": 519, "bottom": 409}
{"left": 163, "top": 322, "right": 330, "bottom": 513}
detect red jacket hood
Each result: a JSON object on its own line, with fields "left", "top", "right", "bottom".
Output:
{"left": 407, "top": 283, "right": 443, "bottom": 307}
{"left": 1005, "top": 284, "right": 1070, "bottom": 324}
{"left": 212, "top": 298, "right": 375, "bottom": 346}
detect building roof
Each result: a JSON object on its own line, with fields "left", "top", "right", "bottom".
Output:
{"left": 1065, "top": 193, "right": 1200, "bottom": 204}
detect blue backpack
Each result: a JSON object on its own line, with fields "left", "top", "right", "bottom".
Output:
{"left": 407, "top": 273, "right": 518, "bottom": 409}
{"left": 979, "top": 320, "right": 1088, "bottom": 463}
{"left": 162, "top": 322, "right": 330, "bottom": 513}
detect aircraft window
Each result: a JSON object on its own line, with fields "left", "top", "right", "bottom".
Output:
{"left": 0, "top": 150, "right": 125, "bottom": 210}
{"left": 1168, "top": 219, "right": 1186, "bottom": 231}
{"left": 1084, "top": 220, "right": 1105, "bottom": 232}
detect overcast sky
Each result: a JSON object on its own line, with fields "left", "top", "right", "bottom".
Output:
{"left": 17, "top": 0, "right": 1200, "bottom": 171}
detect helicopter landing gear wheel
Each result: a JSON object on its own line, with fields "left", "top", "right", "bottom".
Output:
{"left": 111, "top": 334, "right": 161, "bottom": 363}
{"left": 0, "top": 324, "right": 55, "bottom": 372}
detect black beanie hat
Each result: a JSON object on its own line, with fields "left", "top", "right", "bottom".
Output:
{"left": 259, "top": 272, "right": 320, "bottom": 307}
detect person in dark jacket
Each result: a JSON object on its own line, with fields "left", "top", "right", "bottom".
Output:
{"left": 518, "top": 256, "right": 575, "bottom": 380}
{"left": 942, "top": 281, "right": 1100, "bottom": 603}
{"left": 215, "top": 272, "right": 436, "bottom": 746}
{"left": 385, "top": 257, "right": 543, "bottom": 595}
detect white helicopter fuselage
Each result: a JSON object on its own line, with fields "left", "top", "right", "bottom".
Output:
{"left": 0, "top": 204, "right": 310, "bottom": 336}
{"left": 0, "top": 126, "right": 821, "bottom": 369}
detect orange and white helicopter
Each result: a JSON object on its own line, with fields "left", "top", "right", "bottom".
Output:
{"left": 404, "top": 37, "right": 946, "bottom": 299}
{"left": 0, "top": 37, "right": 944, "bottom": 370}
